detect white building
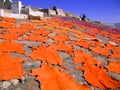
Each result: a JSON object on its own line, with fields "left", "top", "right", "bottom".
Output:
{"left": 0, "top": 0, "right": 44, "bottom": 19}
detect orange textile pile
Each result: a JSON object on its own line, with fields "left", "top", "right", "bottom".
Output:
{"left": 0, "top": 17, "right": 120, "bottom": 90}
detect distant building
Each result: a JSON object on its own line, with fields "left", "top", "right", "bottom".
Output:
{"left": 11, "top": 1, "right": 22, "bottom": 13}
{"left": 0, "top": 0, "right": 12, "bottom": 9}
{"left": 0, "top": 0, "right": 84, "bottom": 21}
{"left": 40, "top": 8, "right": 56, "bottom": 16}
{"left": 21, "top": 6, "right": 44, "bottom": 17}
{"left": 65, "top": 12, "right": 79, "bottom": 18}
{"left": 53, "top": 6, "right": 65, "bottom": 16}
{"left": 20, "top": 6, "right": 30, "bottom": 14}
{"left": 0, "top": 0, "right": 28, "bottom": 19}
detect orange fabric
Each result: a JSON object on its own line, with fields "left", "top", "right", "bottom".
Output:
{"left": 0, "top": 41, "right": 24, "bottom": 53}
{"left": 91, "top": 46, "right": 109, "bottom": 57}
{"left": 106, "top": 43, "right": 117, "bottom": 51}
{"left": 53, "top": 29, "right": 67, "bottom": 35}
{"left": 30, "top": 64, "right": 89, "bottom": 90}
{"left": 88, "top": 39, "right": 101, "bottom": 46}
{"left": 23, "top": 34, "right": 46, "bottom": 42}
{"left": 106, "top": 44, "right": 120, "bottom": 59}
{"left": 2, "top": 17, "right": 16, "bottom": 23}
{"left": 72, "top": 34, "right": 85, "bottom": 39}
{"left": 50, "top": 34, "right": 70, "bottom": 42}
{"left": 7, "top": 28, "right": 26, "bottom": 36}
{"left": 69, "top": 29, "right": 83, "bottom": 35}
{"left": 110, "top": 37, "right": 120, "bottom": 44}
{"left": 110, "top": 34, "right": 120, "bottom": 44}
{"left": 87, "top": 28, "right": 99, "bottom": 36}
{"left": 33, "top": 29, "right": 49, "bottom": 36}
{"left": 20, "top": 23, "right": 34, "bottom": 30}
{"left": 70, "top": 40, "right": 89, "bottom": 49}
{"left": 111, "top": 34, "right": 120, "bottom": 39}
{"left": 73, "top": 50, "right": 100, "bottom": 65}
{"left": 110, "top": 53, "right": 120, "bottom": 59}
{"left": 79, "top": 25, "right": 88, "bottom": 30}
{"left": 48, "top": 42, "right": 73, "bottom": 55}
{"left": 106, "top": 62, "right": 120, "bottom": 74}
{"left": 79, "top": 63, "right": 120, "bottom": 89}
{"left": 0, "top": 32, "right": 19, "bottom": 40}
{"left": 0, "top": 22, "right": 11, "bottom": 28}
{"left": 100, "top": 31, "right": 110, "bottom": 37}
{"left": 29, "top": 45, "right": 63, "bottom": 65}
{"left": 0, "top": 53, "right": 24, "bottom": 80}
{"left": 0, "top": 17, "right": 120, "bottom": 89}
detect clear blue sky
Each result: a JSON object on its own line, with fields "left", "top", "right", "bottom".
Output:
{"left": 14, "top": 0, "right": 120, "bottom": 23}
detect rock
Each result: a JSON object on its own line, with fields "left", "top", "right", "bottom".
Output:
{"left": 57, "top": 51, "right": 84, "bottom": 84}
{"left": 72, "top": 25, "right": 80, "bottom": 30}
{"left": 10, "top": 52, "right": 31, "bottom": 61}
{"left": 1, "top": 81, "right": 11, "bottom": 89}
{"left": 69, "top": 36, "right": 79, "bottom": 41}
{"left": 21, "top": 76, "right": 26, "bottom": 84}
{"left": 109, "top": 41, "right": 118, "bottom": 46}
{"left": 96, "top": 34, "right": 109, "bottom": 44}
{"left": 0, "top": 39, "right": 4, "bottom": 43}
{"left": 22, "top": 60, "right": 41, "bottom": 73}
{"left": 73, "top": 45, "right": 91, "bottom": 54}
{"left": 22, "top": 45, "right": 32, "bottom": 55}
{"left": 18, "top": 36, "right": 23, "bottom": 40}
{"left": 10, "top": 79, "right": 19, "bottom": 86}
{"left": 107, "top": 72, "right": 120, "bottom": 82}
{"left": 48, "top": 32, "right": 56, "bottom": 37}
{"left": 94, "top": 55, "right": 108, "bottom": 66}
{"left": 46, "top": 38, "right": 57, "bottom": 45}
{"left": 19, "top": 76, "right": 40, "bottom": 90}
{"left": 14, "top": 40, "right": 41, "bottom": 47}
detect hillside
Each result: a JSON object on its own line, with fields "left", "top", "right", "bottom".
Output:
{"left": 0, "top": 16, "right": 120, "bottom": 90}
{"left": 114, "top": 23, "right": 120, "bottom": 29}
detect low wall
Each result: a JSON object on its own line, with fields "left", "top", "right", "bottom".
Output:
{"left": 21, "top": 8, "right": 29, "bottom": 14}
{"left": 11, "top": 1, "right": 22, "bottom": 14}
{"left": 29, "top": 10, "right": 44, "bottom": 17}
{"left": 56, "top": 8, "right": 65, "bottom": 16}
{"left": 65, "top": 12, "right": 79, "bottom": 18}
{"left": 0, "top": 9, "right": 28, "bottom": 19}
{"left": 48, "top": 9, "right": 56, "bottom": 16}
{"left": 29, "top": 8, "right": 44, "bottom": 17}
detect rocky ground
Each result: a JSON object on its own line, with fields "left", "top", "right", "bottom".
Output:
{"left": 0, "top": 17, "right": 120, "bottom": 90}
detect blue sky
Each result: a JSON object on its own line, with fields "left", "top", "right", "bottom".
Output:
{"left": 14, "top": 0, "right": 120, "bottom": 23}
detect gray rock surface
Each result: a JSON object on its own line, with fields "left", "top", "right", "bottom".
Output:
{"left": 1, "top": 81, "right": 11, "bottom": 89}
{"left": 10, "top": 79, "right": 19, "bottom": 86}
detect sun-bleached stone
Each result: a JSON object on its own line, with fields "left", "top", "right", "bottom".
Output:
{"left": 10, "top": 79, "right": 19, "bottom": 86}
{"left": 1, "top": 81, "right": 11, "bottom": 89}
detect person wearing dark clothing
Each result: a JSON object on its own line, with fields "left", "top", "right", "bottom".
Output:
{"left": 81, "top": 14, "right": 86, "bottom": 21}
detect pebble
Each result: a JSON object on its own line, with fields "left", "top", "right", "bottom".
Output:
{"left": 21, "top": 76, "right": 26, "bottom": 84}
{"left": 10, "top": 79, "right": 19, "bottom": 86}
{"left": 1, "top": 81, "right": 11, "bottom": 89}
{"left": 109, "top": 41, "right": 118, "bottom": 46}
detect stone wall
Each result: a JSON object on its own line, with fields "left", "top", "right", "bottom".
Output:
{"left": 53, "top": 7, "right": 65, "bottom": 16}
{"left": 11, "top": 1, "right": 22, "bottom": 13}
{"left": 41, "top": 8, "right": 56, "bottom": 16}
{"left": 48, "top": 9, "right": 56, "bottom": 16}
{"left": 0, "top": 0, "right": 12, "bottom": 9}
{"left": 21, "top": 8, "right": 29, "bottom": 14}
{"left": 29, "top": 8, "right": 44, "bottom": 17}
{"left": 65, "top": 12, "right": 79, "bottom": 19}
{"left": 0, "top": 0, "right": 66, "bottom": 18}
{"left": 0, "top": 9, "right": 28, "bottom": 19}
{"left": 0, "top": 0, "right": 4, "bottom": 8}
{"left": 21, "top": 7, "right": 44, "bottom": 17}
{"left": 3, "top": 9, "right": 11, "bottom": 13}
